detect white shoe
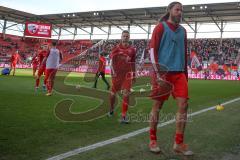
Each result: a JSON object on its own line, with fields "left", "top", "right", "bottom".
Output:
{"left": 173, "top": 143, "right": 194, "bottom": 156}
{"left": 46, "top": 92, "right": 52, "bottom": 96}
{"left": 149, "top": 140, "right": 161, "bottom": 153}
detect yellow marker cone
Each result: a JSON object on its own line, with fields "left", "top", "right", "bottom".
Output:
{"left": 216, "top": 104, "right": 224, "bottom": 111}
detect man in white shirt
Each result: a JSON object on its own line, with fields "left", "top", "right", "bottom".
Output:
{"left": 43, "top": 41, "right": 62, "bottom": 96}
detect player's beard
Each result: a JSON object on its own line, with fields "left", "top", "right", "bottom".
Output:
{"left": 171, "top": 15, "right": 182, "bottom": 24}
{"left": 122, "top": 40, "right": 129, "bottom": 46}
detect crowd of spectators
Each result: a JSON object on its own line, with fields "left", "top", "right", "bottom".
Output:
{"left": 188, "top": 38, "right": 240, "bottom": 67}
{"left": 0, "top": 33, "right": 239, "bottom": 76}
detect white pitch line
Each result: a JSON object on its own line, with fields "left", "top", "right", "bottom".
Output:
{"left": 46, "top": 97, "right": 240, "bottom": 160}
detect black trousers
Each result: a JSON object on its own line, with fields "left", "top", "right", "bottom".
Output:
{"left": 93, "top": 72, "right": 110, "bottom": 89}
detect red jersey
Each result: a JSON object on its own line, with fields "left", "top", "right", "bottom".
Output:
{"left": 11, "top": 53, "right": 19, "bottom": 63}
{"left": 32, "top": 55, "right": 39, "bottom": 66}
{"left": 223, "top": 64, "right": 229, "bottom": 73}
{"left": 98, "top": 55, "right": 106, "bottom": 73}
{"left": 110, "top": 43, "right": 136, "bottom": 77}
{"left": 209, "top": 63, "right": 219, "bottom": 72}
{"left": 38, "top": 50, "right": 48, "bottom": 64}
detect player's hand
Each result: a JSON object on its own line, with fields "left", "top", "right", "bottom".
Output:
{"left": 132, "top": 77, "right": 136, "bottom": 83}
{"left": 156, "top": 73, "right": 161, "bottom": 81}
{"left": 156, "top": 73, "right": 165, "bottom": 85}
{"left": 111, "top": 70, "right": 116, "bottom": 77}
{"left": 131, "top": 72, "right": 136, "bottom": 83}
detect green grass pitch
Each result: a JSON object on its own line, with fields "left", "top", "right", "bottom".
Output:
{"left": 0, "top": 69, "right": 240, "bottom": 160}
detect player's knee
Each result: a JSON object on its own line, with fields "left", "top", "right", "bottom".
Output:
{"left": 177, "top": 98, "right": 188, "bottom": 106}
{"left": 153, "top": 100, "right": 164, "bottom": 111}
{"left": 110, "top": 91, "right": 115, "bottom": 96}
{"left": 122, "top": 89, "right": 130, "bottom": 96}
{"left": 178, "top": 101, "right": 188, "bottom": 111}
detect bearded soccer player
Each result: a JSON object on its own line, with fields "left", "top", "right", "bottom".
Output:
{"left": 43, "top": 41, "right": 62, "bottom": 96}
{"left": 93, "top": 51, "right": 110, "bottom": 90}
{"left": 10, "top": 50, "right": 20, "bottom": 76}
{"left": 35, "top": 47, "right": 48, "bottom": 90}
{"left": 148, "top": 2, "right": 193, "bottom": 156}
{"left": 109, "top": 30, "right": 136, "bottom": 124}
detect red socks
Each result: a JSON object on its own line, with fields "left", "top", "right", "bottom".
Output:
{"left": 121, "top": 96, "right": 129, "bottom": 117}
{"left": 110, "top": 94, "right": 115, "bottom": 112}
{"left": 36, "top": 79, "right": 40, "bottom": 87}
{"left": 149, "top": 131, "right": 184, "bottom": 143}
{"left": 175, "top": 133, "right": 184, "bottom": 144}
{"left": 149, "top": 130, "right": 184, "bottom": 143}
{"left": 35, "top": 78, "right": 46, "bottom": 88}
{"left": 150, "top": 128, "right": 157, "bottom": 141}
{"left": 47, "top": 81, "right": 52, "bottom": 93}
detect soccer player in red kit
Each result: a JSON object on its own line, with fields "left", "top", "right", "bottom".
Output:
{"left": 93, "top": 51, "right": 110, "bottom": 90}
{"left": 10, "top": 50, "right": 20, "bottom": 76}
{"left": 43, "top": 41, "right": 62, "bottom": 96}
{"left": 31, "top": 53, "right": 39, "bottom": 77}
{"left": 35, "top": 47, "right": 48, "bottom": 90}
{"left": 109, "top": 30, "right": 136, "bottom": 124}
{"left": 148, "top": 2, "right": 193, "bottom": 155}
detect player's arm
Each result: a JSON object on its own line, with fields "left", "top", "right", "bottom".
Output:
{"left": 150, "top": 23, "right": 164, "bottom": 80}
{"left": 131, "top": 48, "right": 136, "bottom": 82}
{"left": 109, "top": 47, "right": 117, "bottom": 77}
{"left": 17, "top": 54, "right": 24, "bottom": 64}
{"left": 41, "top": 50, "right": 50, "bottom": 67}
{"left": 109, "top": 58, "right": 115, "bottom": 76}
{"left": 41, "top": 57, "right": 47, "bottom": 67}
{"left": 59, "top": 51, "right": 63, "bottom": 63}
{"left": 184, "top": 28, "right": 188, "bottom": 81}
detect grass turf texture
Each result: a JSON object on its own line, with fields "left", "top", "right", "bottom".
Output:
{"left": 0, "top": 69, "right": 239, "bottom": 160}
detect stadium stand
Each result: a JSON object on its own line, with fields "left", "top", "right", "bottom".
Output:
{"left": 0, "top": 2, "right": 240, "bottom": 80}
{"left": 0, "top": 35, "right": 239, "bottom": 63}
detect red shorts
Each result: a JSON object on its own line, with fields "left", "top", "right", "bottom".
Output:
{"left": 33, "top": 65, "right": 38, "bottom": 71}
{"left": 150, "top": 73, "right": 188, "bottom": 101}
{"left": 111, "top": 73, "right": 133, "bottom": 93}
{"left": 38, "top": 66, "right": 46, "bottom": 77}
{"left": 11, "top": 62, "right": 17, "bottom": 68}
{"left": 45, "top": 69, "right": 57, "bottom": 81}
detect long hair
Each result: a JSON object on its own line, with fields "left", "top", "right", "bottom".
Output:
{"left": 159, "top": 1, "right": 182, "bottom": 22}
